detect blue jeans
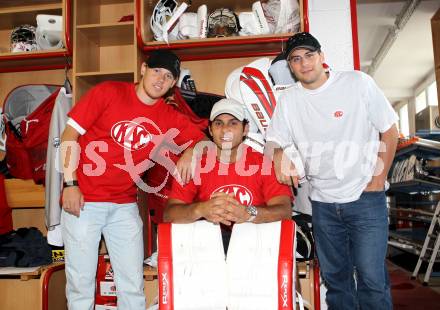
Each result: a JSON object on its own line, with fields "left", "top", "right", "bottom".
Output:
{"left": 312, "top": 191, "right": 392, "bottom": 310}
{"left": 61, "top": 202, "right": 145, "bottom": 310}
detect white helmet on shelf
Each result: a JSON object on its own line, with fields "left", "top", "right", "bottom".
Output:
{"left": 150, "top": 0, "right": 188, "bottom": 42}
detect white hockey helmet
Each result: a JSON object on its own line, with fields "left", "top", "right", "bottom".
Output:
{"left": 150, "top": 0, "right": 181, "bottom": 41}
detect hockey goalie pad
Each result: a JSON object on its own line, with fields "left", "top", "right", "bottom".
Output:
{"left": 239, "top": 58, "right": 276, "bottom": 134}
{"left": 227, "top": 220, "right": 296, "bottom": 310}
{"left": 151, "top": 0, "right": 188, "bottom": 43}
{"left": 225, "top": 67, "right": 265, "bottom": 153}
{"left": 238, "top": 1, "right": 270, "bottom": 36}
{"left": 158, "top": 221, "right": 227, "bottom": 310}
{"left": 158, "top": 220, "right": 297, "bottom": 310}
{"left": 262, "top": 0, "right": 301, "bottom": 34}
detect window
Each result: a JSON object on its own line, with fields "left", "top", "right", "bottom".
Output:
{"left": 427, "top": 81, "right": 438, "bottom": 106}
{"left": 415, "top": 91, "right": 427, "bottom": 113}
{"left": 399, "top": 104, "right": 409, "bottom": 137}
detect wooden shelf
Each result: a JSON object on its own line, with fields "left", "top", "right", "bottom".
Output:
{"left": 5, "top": 179, "right": 45, "bottom": 208}
{"left": 0, "top": 0, "right": 72, "bottom": 73}
{"left": 0, "top": 5, "right": 62, "bottom": 31}
{"left": 0, "top": 2, "right": 62, "bottom": 14}
{"left": 76, "top": 0, "right": 134, "bottom": 26}
{"left": 76, "top": 21, "right": 134, "bottom": 46}
{"left": 73, "top": 0, "right": 137, "bottom": 102}
{"left": 142, "top": 33, "right": 294, "bottom": 61}
{"left": 76, "top": 70, "right": 134, "bottom": 78}
{"left": 0, "top": 48, "right": 69, "bottom": 73}
{"left": 138, "top": 0, "right": 303, "bottom": 61}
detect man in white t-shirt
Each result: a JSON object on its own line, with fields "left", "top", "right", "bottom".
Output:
{"left": 265, "top": 32, "right": 398, "bottom": 310}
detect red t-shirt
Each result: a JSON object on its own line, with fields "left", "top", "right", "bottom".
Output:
{"left": 169, "top": 146, "right": 292, "bottom": 207}
{"left": 67, "top": 81, "right": 204, "bottom": 203}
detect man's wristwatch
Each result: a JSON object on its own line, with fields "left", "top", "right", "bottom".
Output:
{"left": 246, "top": 205, "right": 258, "bottom": 222}
{"left": 63, "top": 180, "right": 79, "bottom": 188}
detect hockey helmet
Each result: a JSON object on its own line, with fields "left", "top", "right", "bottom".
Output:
{"left": 150, "top": 0, "right": 178, "bottom": 41}
{"left": 207, "top": 8, "right": 240, "bottom": 38}
{"left": 10, "top": 25, "right": 37, "bottom": 52}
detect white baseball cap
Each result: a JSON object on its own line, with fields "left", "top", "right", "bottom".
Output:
{"left": 210, "top": 98, "right": 245, "bottom": 121}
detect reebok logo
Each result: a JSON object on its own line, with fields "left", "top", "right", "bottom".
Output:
{"left": 161, "top": 273, "right": 169, "bottom": 304}
{"left": 111, "top": 121, "right": 151, "bottom": 151}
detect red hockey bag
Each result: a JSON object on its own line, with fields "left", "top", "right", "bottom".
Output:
{"left": 3, "top": 85, "right": 60, "bottom": 184}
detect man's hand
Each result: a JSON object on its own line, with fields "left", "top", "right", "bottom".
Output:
{"left": 273, "top": 148, "right": 299, "bottom": 187}
{"left": 62, "top": 186, "right": 84, "bottom": 217}
{"left": 196, "top": 193, "right": 233, "bottom": 226}
{"left": 364, "top": 176, "right": 385, "bottom": 192}
{"left": 210, "top": 192, "right": 250, "bottom": 224}
{"left": 175, "top": 147, "right": 194, "bottom": 185}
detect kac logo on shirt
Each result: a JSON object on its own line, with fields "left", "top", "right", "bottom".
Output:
{"left": 212, "top": 184, "right": 253, "bottom": 206}
{"left": 334, "top": 110, "right": 344, "bottom": 118}
{"left": 111, "top": 121, "right": 152, "bottom": 151}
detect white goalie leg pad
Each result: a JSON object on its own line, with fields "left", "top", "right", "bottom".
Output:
{"left": 227, "top": 220, "right": 297, "bottom": 310}
{"left": 238, "top": 12, "right": 257, "bottom": 36}
{"left": 238, "top": 58, "right": 275, "bottom": 134}
{"left": 225, "top": 67, "right": 263, "bottom": 151}
{"left": 178, "top": 13, "right": 198, "bottom": 39}
{"left": 197, "top": 5, "right": 208, "bottom": 38}
{"left": 252, "top": 1, "right": 270, "bottom": 35}
{"left": 158, "top": 221, "right": 227, "bottom": 310}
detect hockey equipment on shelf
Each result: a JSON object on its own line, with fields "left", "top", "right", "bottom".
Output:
{"left": 10, "top": 24, "right": 37, "bottom": 52}
{"left": 238, "top": 1, "right": 270, "bottom": 36}
{"left": 150, "top": 0, "right": 189, "bottom": 42}
{"left": 207, "top": 8, "right": 240, "bottom": 38}
{"left": 261, "top": 0, "right": 301, "bottom": 34}
{"left": 197, "top": 5, "right": 208, "bottom": 38}
{"left": 36, "top": 15, "right": 64, "bottom": 50}
{"left": 178, "top": 12, "right": 198, "bottom": 39}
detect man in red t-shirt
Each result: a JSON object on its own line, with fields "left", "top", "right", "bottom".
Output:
{"left": 165, "top": 98, "right": 292, "bottom": 251}
{"left": 60, "top": 50, "right": 205, "bottom": 310}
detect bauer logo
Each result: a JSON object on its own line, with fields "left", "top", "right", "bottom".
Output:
{"left": 212, "top": 184, "right": 253, "bottom": 206}
{"left": 111, "top": 121, "right": 152, "bottom": 151}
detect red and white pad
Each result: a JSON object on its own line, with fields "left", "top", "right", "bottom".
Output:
{"left": 158, "top": 220, "right": 296, "bottom": 310}
{"left": 158, "top": 221, "right": 227, "bottom": 310}
{"left": 227, "top": 220, "right": 296, "bottom": 310}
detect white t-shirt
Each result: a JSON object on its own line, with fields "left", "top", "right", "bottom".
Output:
{"left": 266, "top": 70, "right": 398, "bottom": 203}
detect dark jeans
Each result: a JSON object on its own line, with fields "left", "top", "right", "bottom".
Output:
{"left": 312, "top": 191, "right": 392, "bottom": 310}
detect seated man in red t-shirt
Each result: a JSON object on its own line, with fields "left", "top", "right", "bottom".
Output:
{"left": 164, "top": 98, "right": 292, "bottom": 251}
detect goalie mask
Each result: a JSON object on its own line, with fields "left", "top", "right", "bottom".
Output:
{"left": 150, "top": 0, "right": 178, "bottom": 41}
{"left": 207, "top": 8, "right": 240, "bottom": 38}
{"left": 10, "top": 25, "right": 37, "bottom": 52}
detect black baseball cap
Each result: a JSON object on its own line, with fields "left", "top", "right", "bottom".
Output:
{"left": 146, "top": 50, "right": 181, "bottom": 79}
{"left": 284, "top": 32, "right": 321, "bottom": 59}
